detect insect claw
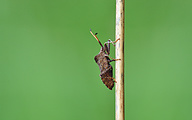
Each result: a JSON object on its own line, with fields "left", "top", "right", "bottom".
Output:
{"left": 95, "top": 33, "right": 98, "bottom": 35}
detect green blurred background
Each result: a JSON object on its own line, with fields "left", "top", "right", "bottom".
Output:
{"left": 1, "top": 0, "right": 192, "bottom": 120}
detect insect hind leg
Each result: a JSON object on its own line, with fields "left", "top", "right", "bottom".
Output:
{"left": 100, "top": 76, "right": 117, "bottom": 83}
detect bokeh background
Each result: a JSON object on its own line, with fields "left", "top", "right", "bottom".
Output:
{"left": 1, "top": 0, "right": 192, "bottom": 120}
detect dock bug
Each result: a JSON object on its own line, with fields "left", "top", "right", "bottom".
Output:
{"left": 90, "top": 29, "right": 120, "bottom": 90}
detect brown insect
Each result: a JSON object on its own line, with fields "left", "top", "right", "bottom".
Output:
{"left": 90, "top": 29, "right": 120, "bottom": 90}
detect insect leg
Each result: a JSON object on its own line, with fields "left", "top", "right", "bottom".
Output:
{"left": 104, "top": 40, "right": 110, "bottom": 55}
{"left": 104, "top": 38, "right": 120, "bottom": 46}
{"left": 100, "top": 76, "right": 117, "bottom": 83}
{"left": 108, "top": 59, "right": 120, "bottom": 62}
{"left": 105, "top": 55, "right": 121, "bottom": 61}
{"left": 104, "top": 38, "right": 120, "bottom": 55}
{"left": 112, "top": 77, "right": 117, "bottom": 83}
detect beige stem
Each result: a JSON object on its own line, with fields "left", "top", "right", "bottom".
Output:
{"left": 115, "top": 0, "right": 125, "bottom": 120}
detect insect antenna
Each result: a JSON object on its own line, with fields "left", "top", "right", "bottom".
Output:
{"left": 90, "top": 29, "right": 104, "bottom": 48}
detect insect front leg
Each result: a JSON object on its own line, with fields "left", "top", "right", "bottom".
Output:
{"left": 104, "top": 38, "right": 120, "bottom": 55}
{"left": 104, "top": 40, "right": 110, "bottom": 55}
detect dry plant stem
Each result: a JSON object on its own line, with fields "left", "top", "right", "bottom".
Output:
{"left": 115, "top": 0, "right": 125, "bottom": 120}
